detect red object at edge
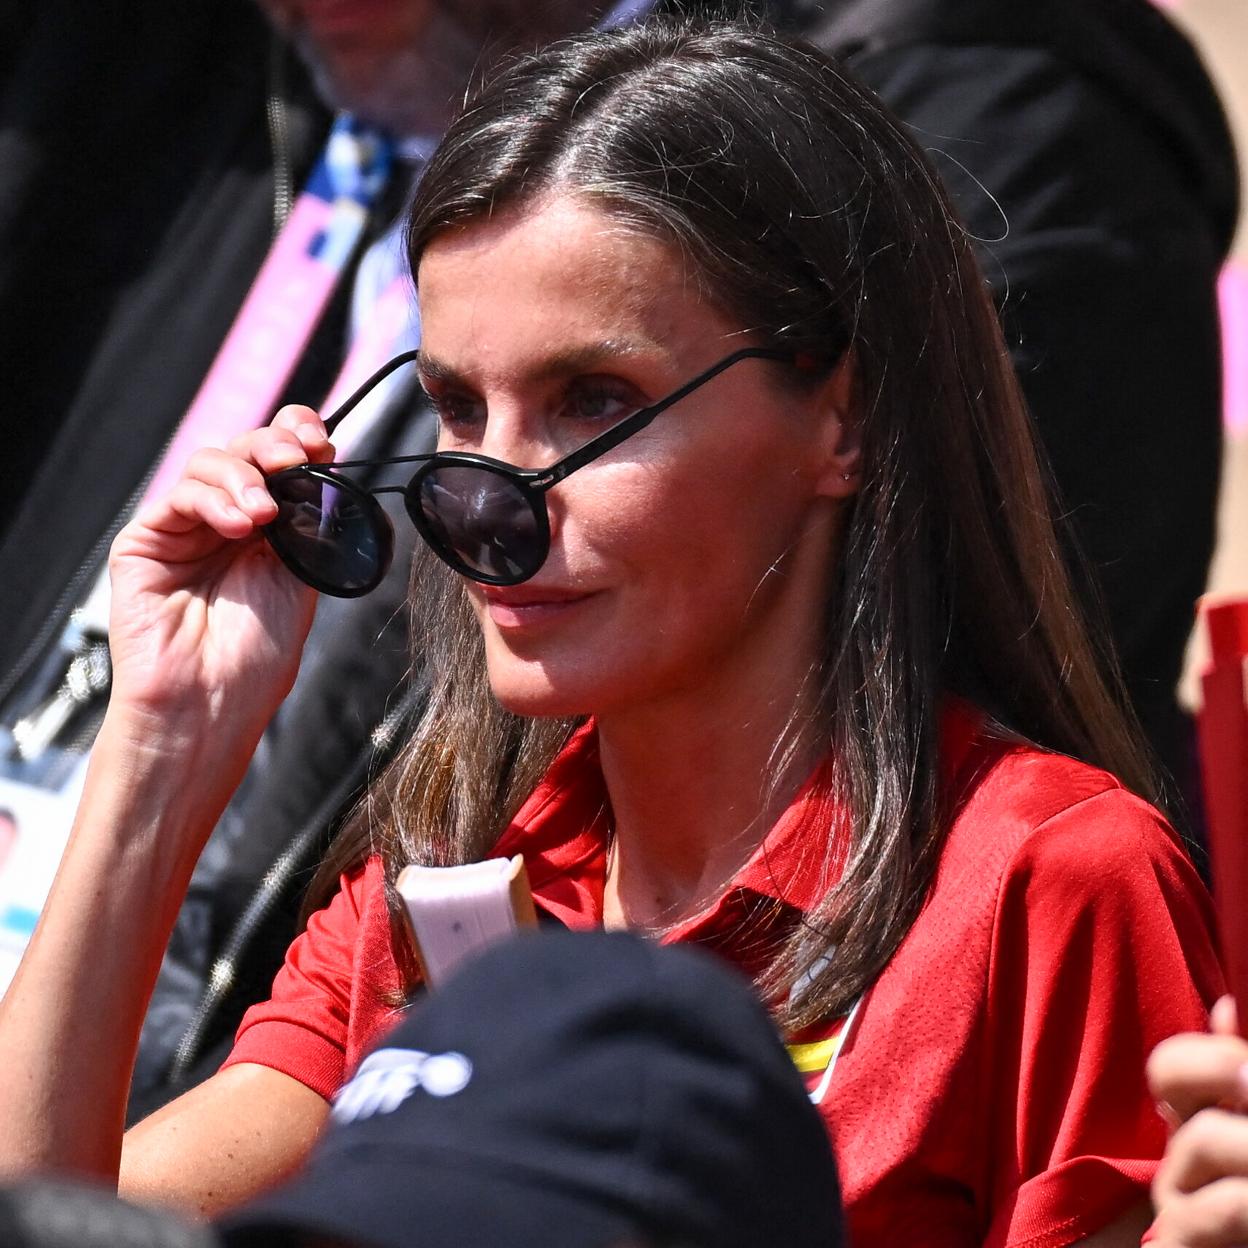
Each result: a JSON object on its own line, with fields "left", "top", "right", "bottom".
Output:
{"left": 1196, "top": 599, "right": 1248, "bottom": 1032}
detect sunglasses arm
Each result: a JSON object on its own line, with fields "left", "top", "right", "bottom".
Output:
{"left": 322, "top": 348, "right": 424, "bottom": 437}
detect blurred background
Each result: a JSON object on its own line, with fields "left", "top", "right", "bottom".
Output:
{"left": 1170, "top": 0, "right": 1248, "bottom": 699}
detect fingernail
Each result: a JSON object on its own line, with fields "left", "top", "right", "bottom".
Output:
{"left": 1155, "top": 1099, "right": 1181, "bottom": 1132}
{"left": 297, "top": 424, "right": 326, "bottom": 444}
{"left": 245, "top": 487, "right": 274, "bottom": 510}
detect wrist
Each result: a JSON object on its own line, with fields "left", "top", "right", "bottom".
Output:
{"left": 81, "top": 705, "right": 258, "bottom": 875}
{"left": 101, "top": 678, "right": 276, "bottom": 769}
{"left": 100, "top": 695, "right": 226, "bottom": 756}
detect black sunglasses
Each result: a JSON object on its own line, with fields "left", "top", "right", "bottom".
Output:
{"left": 261, "top": 345, "right": 806, "bottom": 596}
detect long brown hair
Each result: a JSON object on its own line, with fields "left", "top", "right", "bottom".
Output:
{"left": 305, "top": 18, "right": 1156, "bottom": 1031}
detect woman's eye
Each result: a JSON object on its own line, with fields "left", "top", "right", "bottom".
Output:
{"left": 566, "top": 382, "right": 639, "bottom": 424}
{"left": 431, "top": 392, "right": 483, "bottom": 430}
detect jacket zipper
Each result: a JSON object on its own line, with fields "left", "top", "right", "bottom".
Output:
{"left": 266, "top": 36, "right": 294, "bottom": 238}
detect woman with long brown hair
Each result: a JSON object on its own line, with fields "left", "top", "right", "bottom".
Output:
{"left": 0, "top": 18, "right": 1221, "bottom": 1245}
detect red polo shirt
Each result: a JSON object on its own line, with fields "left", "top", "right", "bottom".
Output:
{"left": 225, "top": 706, "right": 1222, "bottom": 1246}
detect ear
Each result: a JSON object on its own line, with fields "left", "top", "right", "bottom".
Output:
{"left": 810, "top": 350, "right": 862, "bottom": 499}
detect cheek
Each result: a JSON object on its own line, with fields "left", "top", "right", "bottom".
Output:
{"left": 551, "top": 457, "right": 724, "bottom": 582}
{"left": 470, "top": 429, "right": 834, "bottom": 717}
{"left": 558, "top": 453, "right": 803, "bottom": 613}
{"left": 552, "top": 466, "right": 664, "bottom": 566}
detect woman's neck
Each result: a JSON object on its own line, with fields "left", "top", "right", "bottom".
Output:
{"left": 597, "top": 645, "right": 825, "bottom": 932}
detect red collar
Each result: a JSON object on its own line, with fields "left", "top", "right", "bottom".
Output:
{"left": 491, "top": 700, "right": 987, "bottom": 945}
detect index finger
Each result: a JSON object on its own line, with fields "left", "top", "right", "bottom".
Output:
{"left": 270, "top": 404, "right": 335, "bottom": 464}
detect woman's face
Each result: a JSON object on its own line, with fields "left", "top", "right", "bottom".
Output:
{"left": 416, "top": 195, "right": 857, "bottom": 721}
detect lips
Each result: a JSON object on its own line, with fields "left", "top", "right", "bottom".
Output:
{"left": 482, "top": 586, "right": 589, "bottom": 608}
{"left": 479, "top": 586, "right": 598, "bottom": 629}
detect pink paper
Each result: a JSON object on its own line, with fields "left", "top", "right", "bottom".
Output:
{"left": 1222, "top": 262, "right": 1248, "bottom": 436}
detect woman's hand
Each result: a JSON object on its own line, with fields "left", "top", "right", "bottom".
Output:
{"left": 1148, "top": 997, "right": 1248, "bottom": 1246}
{"left": 0, "top": 410, "right": 337, "bottom": 1183}
{"left": 106, "top": 406, "right": 332, "bottom": 741}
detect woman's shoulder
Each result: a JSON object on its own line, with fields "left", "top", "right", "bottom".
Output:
{"left": 838, "top": 730, "right": 1220, "bottom": 1248}
{"left": 936, "top": 724, "right": 1208, "bottom": 934}
{"left": 950, "top": 727, "right": 1180, "bottom": 863}
{"left": 861, "top": 722, "right": 1218, "bottom": 1070}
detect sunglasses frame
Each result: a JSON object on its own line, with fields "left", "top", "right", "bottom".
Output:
{"left": 263, "top": 344, "right": 808, "bottom": 594}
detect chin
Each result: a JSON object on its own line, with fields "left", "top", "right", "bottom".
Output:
{"left": 486, "top": 672, "right": 599, "bottom": 720}
{"left": 476, "top": 617, "right": 587, "bottom": 715}
{"left": 482, "top": 646, "right": 628, "bottom": 721}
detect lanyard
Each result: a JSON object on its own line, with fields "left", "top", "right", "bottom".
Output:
{"left": 784, "top": 949, "right": 867, "bottom": 1105}
{"left": 792, "top": 996, "right": 865, "bottom": 1106}
{"left": 322, "top": 202, "right": 424, "bottom": 456}
{"left": 142, "top": 116, "right": 394, "bottom": 506}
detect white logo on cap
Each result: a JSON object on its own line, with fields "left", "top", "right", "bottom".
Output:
{"left": 331, "top": 1048, "right": 473, "bottom": 1125}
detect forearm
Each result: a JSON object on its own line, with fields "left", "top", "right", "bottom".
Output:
{"left": 0, "top": 706, "right": 245, "bottom": 1181}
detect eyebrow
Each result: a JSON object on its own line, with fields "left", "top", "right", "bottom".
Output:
{"left": 417, "top": 338, "right": 669, "bottom": 389}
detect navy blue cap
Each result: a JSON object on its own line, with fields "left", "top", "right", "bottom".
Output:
{"left": 221, "top": 929, "right": 844, "bottom": 1248}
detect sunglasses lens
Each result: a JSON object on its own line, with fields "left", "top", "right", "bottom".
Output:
{"left": 414, "top": 464, "right": 546, "bottom": 584}
{"left": 264, "top": 469, "right": 392, "bottom": 596}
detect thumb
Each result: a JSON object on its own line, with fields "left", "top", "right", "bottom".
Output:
{"left": 1211, "top": 996, "right": 1240, "bottom": 1038}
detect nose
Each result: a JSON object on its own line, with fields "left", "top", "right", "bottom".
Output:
{"left": 465, "top": 403, "right": 578, "bottom": 566}
{"left": 468, "top": 402, "right": 563, "bottom": 471}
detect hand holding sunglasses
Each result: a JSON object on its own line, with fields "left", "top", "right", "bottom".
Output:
{"left": 102, "top": 405, "right": 338, "bottom": 739}
{"left": 261, "top": 345, "right": 811, "bottom": 598}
